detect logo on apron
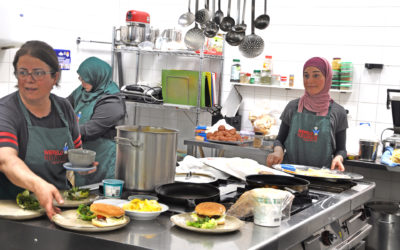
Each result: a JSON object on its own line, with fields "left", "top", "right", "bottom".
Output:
{"left": 297, "top": 126, "right": 319, "bottom": 142}
{"left": 44, "top": 149, "right": 68, "bottom": 165}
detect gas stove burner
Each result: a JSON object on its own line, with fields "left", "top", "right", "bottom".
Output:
{"left": 308, "top": 179, "right": 357, "bottom": 193}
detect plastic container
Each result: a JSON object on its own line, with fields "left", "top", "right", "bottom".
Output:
{"left": 272, "top": 74, "right": 280, "bottom": 86}
{"left": 280, "top": 76, "right": 288, "bottom": 87}
{"left": 103, "top": 179, "right": 124, "bottom": 198}
{"left": 230, "top": 59, "right": 241, "bottom": 82}
{"left": 332, "top": 80, "right": 341, "bottom": 90}
{"left": 332, "top": 69, "right": 340, "bottom": 81}
{"left": 263, "top": 55, "right": 273, "bottom": 72}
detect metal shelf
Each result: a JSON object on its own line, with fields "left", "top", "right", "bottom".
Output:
{"left": 233, "top": 82, "right": 353, "bottom": 93}
{"left": 114, "top": 45, "right": 223, "bottom": 59}
{"left": 126, "top": 101, "right": 210, "bottom": 113}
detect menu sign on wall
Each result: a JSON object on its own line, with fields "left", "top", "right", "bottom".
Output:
{"left": 54, "top": 49, "right": 71, "bottom": 70}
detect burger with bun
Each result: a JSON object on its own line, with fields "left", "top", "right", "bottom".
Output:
{"left": 186, "top": 202, "right": 226, "bottom": 229}
{"left": 89, "top": 203, "right": 127, "bottom": 227}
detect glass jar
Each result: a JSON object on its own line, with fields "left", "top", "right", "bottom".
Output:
{"left": 260, "top": 70, "right": 272, "bottom": 85}
{"left": 239, "top": 72, "right": 246, "bottom": 83}
{"left": 253, "top": 132, "right": 264, "bottom": 148}
{"left": 332, "top": 57, "right": 341, "bottom": 70}
{"left": 253, "top": 70, "right": 261, "bottom": 84}
{"left": 230, "top": 59, "right": 241, "bottom": 82}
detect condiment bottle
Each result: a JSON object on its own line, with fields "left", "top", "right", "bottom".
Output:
{"left": 253, "top": 132, "right": 264, "bottom": 148}
{"left": 280, "top": 76, "right": 288, "bottom": 87}
{"left": 263, "top": 55, "right": 273, "bottom": 73}
{"left": 332, "top": 57, "right": 341, "bottom": 70}
{"left": 230, "top": 59, "right": 241, "bottom": 82}
{"left": 289, "top": 74, "right": 294, "bottom": 87}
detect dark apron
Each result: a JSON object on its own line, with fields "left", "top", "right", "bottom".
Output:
{"left": 73, "top": 96, "right": 116, "bottom": 186}
{"left": 283, "top": 105, "right": 332, "bottom": 167}
{"left": 0, "top": 94, "right": 74, "bottom": 199}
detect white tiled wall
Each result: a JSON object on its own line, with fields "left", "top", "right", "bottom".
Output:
{"left": 1, "top": 0, "right": 400, "bottom": 200}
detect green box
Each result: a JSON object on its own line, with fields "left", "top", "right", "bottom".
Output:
{"left": 162, "top": 70, "right": 201, "bottom": 106}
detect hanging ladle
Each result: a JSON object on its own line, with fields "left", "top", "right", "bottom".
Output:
{"left": 204, "top": 0, "right": 219, "bottom": 38}
{"left": 195, "top": 0, "right": 210, "bottom": 25}
{"left": 254, "top": 0, "right": 270, "bottom": 30}
{"left": 233, "top": 0, "right": 247, "bottom": 33}
{"left": 239, "top": 0, "right": 264, "bottom": 58}
{"left": 178, "top": 0, "right": 195, "bottom": 27}
{"left": 213, "top": 0, "right": 224, "bottom": 25}
{"left": 185, "top": 0, "right": 206, "bottom": 50}
{"left": 219, "top": 0, "right": 235, "bottom": 32}
{"left": 225, "top": 0, "right": 246, "bottom": 46}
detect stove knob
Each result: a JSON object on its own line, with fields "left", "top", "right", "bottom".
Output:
{"left": 321, "top": 230, "right": 336, "bottom": 246}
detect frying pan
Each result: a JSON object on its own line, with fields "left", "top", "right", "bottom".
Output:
{"left": 155, "top": 183, "right": 220, "bottom": 209}
{"left": 273, "top": 164, "right": 364, "bottom": 183}
{"left": 245, "top": 174, "right": 310, "bottom": 195}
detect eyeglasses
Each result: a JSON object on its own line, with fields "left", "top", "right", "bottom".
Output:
{"left": 15, "top": 69, "right": 54, "bottom": 81}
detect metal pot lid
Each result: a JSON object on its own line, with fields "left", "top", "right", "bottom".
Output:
{"left": 365, "top": 201, "right": 400, "bottom": 215}
{"left": 383, "top": 134, "right": 400, "bottom": 143}
{"left": 175, "top": 172, "right": 217, "bottom": 184}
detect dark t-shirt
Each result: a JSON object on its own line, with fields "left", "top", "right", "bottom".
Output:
{"left": 0, "top": 92, "right": 81, "bottom": 159}
{"left": 67, "top": 94, "right": 126, "bottom": 142}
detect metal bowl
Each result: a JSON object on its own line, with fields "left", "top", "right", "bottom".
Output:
{"left": 68, "top": 149, "right": 96, "bottom": 167}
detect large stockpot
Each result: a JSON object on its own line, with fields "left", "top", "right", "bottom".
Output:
{"left": 115, "top": 125, "right": 178, "bottom": 191}
{"left": 365, "top": 201, "right": 400, "bottom": 250}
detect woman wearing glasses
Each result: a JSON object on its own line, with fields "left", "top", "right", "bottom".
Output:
{"left": 0, "top": 40, "right": 82, "bottom": 219}
{"left": 67, "top": 57, "right": 125, "bottom": 186}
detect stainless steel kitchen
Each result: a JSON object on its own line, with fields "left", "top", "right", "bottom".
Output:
{"left": 0, "top": 0, "right": 399, "bottom": 250}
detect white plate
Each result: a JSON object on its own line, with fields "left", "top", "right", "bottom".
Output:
{"left": 63, "top": 162, "right": 96, "bottom": 172}
{"left": 170, "top": 213, "right": 244, "bottom": 233}
{"left": 93, "top": 198, "right": 128, "bottom": 207}
{"left": 121, "top": 202, "right": 169, "bottom": 220}
{"left": 0, "top": 200, "right": 45, "bottom": 220}
{"left": 52, "top": 209, "right": 130, "bottom": 232}
{"left": 53, "top": 192, "right": 98, "bottom": 208}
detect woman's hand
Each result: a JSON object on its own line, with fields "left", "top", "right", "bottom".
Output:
{"left": 77, "top": 161, "right": 98, "bottom": 175}
{"left": 331, "top": 155, "right": 345, "bottom": 171}
{"left": 266, "top": 146, "right": 284, "bottom": 167}
{"left": 32, "top": 181, "right": 63, "bottom": 220}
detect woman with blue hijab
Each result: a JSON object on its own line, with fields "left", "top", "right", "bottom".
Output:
{"left": 67, "top": 57, "right": 126, "bottom": 186}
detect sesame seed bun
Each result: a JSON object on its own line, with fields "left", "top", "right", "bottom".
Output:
{"left": 195, "top": 202, "right": 226, "bottom": 217}
{"left": 90, "top": 203, "right": 125, "bottom": 218}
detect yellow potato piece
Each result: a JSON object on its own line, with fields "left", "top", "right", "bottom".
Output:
{"left": 123, "top": 199, "right": 161, "bottom": 212}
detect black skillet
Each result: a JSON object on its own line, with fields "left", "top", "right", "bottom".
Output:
{"left": 155, "top": 183, "right": 220, "bottom": 209}
{"left": 245, "top": 174, "right": 310, "bottom": 195}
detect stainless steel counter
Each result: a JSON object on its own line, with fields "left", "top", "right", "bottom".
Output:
{"left": 0, "top": 181, "right": 375, "bottom": 250}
